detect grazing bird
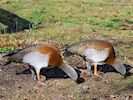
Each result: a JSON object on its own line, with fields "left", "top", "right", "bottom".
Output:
{"left": 4, "top": 44, "right": 78, "bottom": 86}
{"left": 64, "top": 39, "right": 126, "bottom": 77}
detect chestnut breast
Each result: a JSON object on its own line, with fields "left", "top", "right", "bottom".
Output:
{"left": 37, "top": 45, "right": 63, "bottom": 67}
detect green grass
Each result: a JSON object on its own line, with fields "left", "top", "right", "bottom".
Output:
{"left": 0, "top": 46, "right": 15, "bottom": 53}
{"left": 100, "top": 18, "right": 120, "bottom": 29}
{"left": 0, "top": 0, "right": 133, "bottom": 58}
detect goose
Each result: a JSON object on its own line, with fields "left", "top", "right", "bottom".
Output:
{"left": 4, "top": 44, "right": 78, "bottom": 86}
{"left": 64, "top": 39, "right": 126, "bottom": 77}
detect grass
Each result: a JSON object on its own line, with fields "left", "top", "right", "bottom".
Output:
{"left": 0, "top": 46, "right": 15, "bottom": 53}
{"left": 100, "top": 18, "right": 120, "bottom": 29}
{"left": 0, "top": 0, "right": 132, "bottom": 63}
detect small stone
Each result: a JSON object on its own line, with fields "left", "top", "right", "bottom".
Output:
{"left": 110, "top": 95, "right": 116, "bottom": 98}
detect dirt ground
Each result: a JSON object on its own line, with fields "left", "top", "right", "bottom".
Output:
{"left": 0, "top": 53, "right": 133, "bottom": 100}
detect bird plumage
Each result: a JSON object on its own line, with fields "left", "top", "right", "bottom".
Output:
{"left": 4, "top": 44, "right": 78, "bottom": 86}
{"left": 65, "top": 39, "right": 126, "bottom": 76}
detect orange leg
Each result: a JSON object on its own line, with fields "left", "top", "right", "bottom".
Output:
{"left": 35, "top": 68, "right": 45, "bottom": 87}
{"left": 94, "top": 64, "right": 100, "bottom": 77}
{"left": 36, "top": 68, "right": 41, "bottom": 81}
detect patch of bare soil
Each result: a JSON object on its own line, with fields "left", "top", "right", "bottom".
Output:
{"left": 0, "top": 54, "right": 133, "bottom": 100}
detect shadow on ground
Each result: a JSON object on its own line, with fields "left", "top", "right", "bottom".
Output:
{"left": 16, "top": 66, "right": 85, "bottom": 84}
{"left": 0, "top": 8, "right": 32, "bottom": 34}
{"left": 14, "top": 63, "right": 133, "bottom": 84}
{"left": 99, "top": 64, "right": 133, "bottom": 77}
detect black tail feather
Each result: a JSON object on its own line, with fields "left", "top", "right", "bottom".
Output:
{"left": 2, "top": 51, "right": 17, "bottom": 58}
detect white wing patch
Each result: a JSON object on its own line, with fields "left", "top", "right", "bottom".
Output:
{"left": 22, "top": 51, "right": 49, "bottom": 69}
{"left": 83, "top": 48, "right": 109, "bottom": 63}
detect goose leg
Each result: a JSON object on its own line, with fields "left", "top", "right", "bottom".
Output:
{"left": 94, "top": 64, "right": 100, "bottom": 77}
{"left": 35, "top": 68, "right": 46, "bottom": 87}
{"left": 36, "top": 68, "right": 41, "bottom": 81}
